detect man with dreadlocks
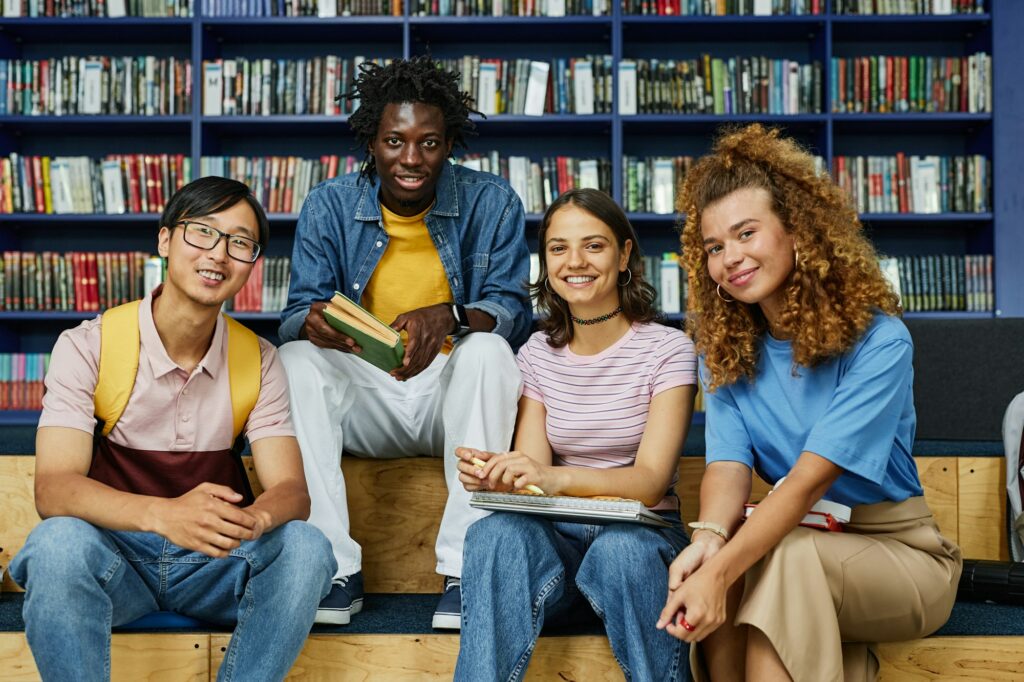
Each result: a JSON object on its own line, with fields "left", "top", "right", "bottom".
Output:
{"left": 277, "top": 56, "right": 531, "bottom": 630}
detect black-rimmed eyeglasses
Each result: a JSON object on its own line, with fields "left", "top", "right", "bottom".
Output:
{"left": 174, "top": 221, "right": 262, "bottom": 263}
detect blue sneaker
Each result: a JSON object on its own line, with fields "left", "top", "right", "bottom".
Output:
{"left": 315, "top": 572, "right": 364, "bottom": 625}
{"left": 432, "top": 576, "right": 461, "bottom": 630}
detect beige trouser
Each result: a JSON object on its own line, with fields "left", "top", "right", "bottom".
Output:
{"left": 691, "top": 496, "right": 962, "bottom": 682}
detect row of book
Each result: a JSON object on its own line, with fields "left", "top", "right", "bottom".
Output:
{"left": 413, "top": 0, "right": 608, "bottom": 14}
{"left": 0, "top": 251, "right": 161, "bottom": 312}
{"left": 618, "top": 57, "right": 823, "bottom": 116}
{"left": 829, "top": 54, "right": 991, "bottom": 114}
{"left": 2, "top": 0, "right": 191, "bottom": 16}
{"left": 834, "top": 154, "right": 990, "bottom": 214}
{"left": 0, "top": 57, "right": 192, "bottom": 117}
{"left": 202, "top": 0, "right": 401, "bottom": 14}
{"left": 879, "top": 254, "right": 993, "bottom": 312}
{"left": 835, "top": 0, "right": 983, "bottom": 13}
{"left": 0, "top": 153, "right": 193, "bottom": 215}
{"left": 0, "top": 354, "right": 49, "bottom": 412}
{"left": 623, "top": 156, "right": 693, "bottom": 215}
{"left": 225, "top": 256, "right": 291, "bottom": 313}
{"left": 437, "top": 56, "right": 613, "bottom": 116}
{"left": 622, "top": 0, "right": 820, "bottom": 15}
{"left": 201, "top": 57, "right": 388, "bottom": 117}
{"left": 455, "top": 152, "right": 611, "bottom": 214}
{"left": 199, "top": 155, "right": 359, "bottom": 215}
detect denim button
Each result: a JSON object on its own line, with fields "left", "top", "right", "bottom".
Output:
{"left": 375, "top": 241, "right": 383, "bottom": 248}
{"left": 353, "top": 283, "right": 360, "bottom": 290}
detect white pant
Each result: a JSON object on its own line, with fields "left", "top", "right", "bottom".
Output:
{"left": 278, "top": 333, "right": 522, "bottom": 579}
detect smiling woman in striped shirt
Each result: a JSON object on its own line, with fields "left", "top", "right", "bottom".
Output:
{"left": 453, "top": 187, "right": 698, "bottom": 682}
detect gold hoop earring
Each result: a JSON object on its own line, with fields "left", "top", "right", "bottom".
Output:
{"left": 717, "top": 283, "right": 735, "bottom": 303}
{"left": 618, "top": 269, "right": 632, "bottom": 287}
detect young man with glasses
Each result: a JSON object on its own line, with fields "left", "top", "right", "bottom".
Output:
{"left": 278, "top": 56, "right": 531, "bottom": 629}
{"left": 10, "top": 176, "right": 336, "bottom": 681}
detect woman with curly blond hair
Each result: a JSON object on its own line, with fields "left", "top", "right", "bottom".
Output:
{"left": 656, "top": 124, "right": 962, "bottom": 682}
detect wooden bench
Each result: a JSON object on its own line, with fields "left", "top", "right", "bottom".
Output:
{"left": 1, "top": 454, "right": 1020, "bottom": 680}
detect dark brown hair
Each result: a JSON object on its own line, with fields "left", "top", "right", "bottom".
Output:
{"left": 531, "top": 188, "right": 657, "bottom": 348}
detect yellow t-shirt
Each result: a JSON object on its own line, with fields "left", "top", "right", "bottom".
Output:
{"left": 363, "top": 202, "right": 454, "bottom": 354}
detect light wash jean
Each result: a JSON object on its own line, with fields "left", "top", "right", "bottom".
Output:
{"left": 455, "top": 511, "right": 691, "bottom": 682}
{"left": 9, "top": 517, "right": 336, "bottom": 682}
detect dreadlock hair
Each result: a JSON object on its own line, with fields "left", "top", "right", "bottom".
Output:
{"left": 678, "top": 124, "right": 901, "bottom": 391}
{"left": 344, "top": 56, "right": 481, "bottom": 180}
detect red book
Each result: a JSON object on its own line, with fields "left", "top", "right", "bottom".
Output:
{"left": 125, "top": 157, "right": 142, "bottom": 214}
{"left": 86, "top": 252, "right": 99, "bottom": 311}
{"left": 32, "top": 156, "right": 45, "bottom": 213}
{"left": 861, "top": 56, "right": 870, "bottom": 113}
{"left": 884, "top": 56, "right": 894, "bottom": 112}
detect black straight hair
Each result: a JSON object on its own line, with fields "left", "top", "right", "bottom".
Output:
{"left": 160, "top": 176, "right": 270, "bottom": 254}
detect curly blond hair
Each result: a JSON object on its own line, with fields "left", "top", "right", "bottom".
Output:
{"left": 678, "top": 124, "right": 901, "bottom": 391}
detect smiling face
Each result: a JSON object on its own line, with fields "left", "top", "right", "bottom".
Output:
{"left": 701, "top": 186, "right": 795, "bottom": 324}
{"left": 544, "top": 204, "right": 632, "bottom": 317}
{"left": 371, "top": 101, "right": 454, "bottom": 217}
{"left": 157, "top": 199, "right": 259, "bottom": 310}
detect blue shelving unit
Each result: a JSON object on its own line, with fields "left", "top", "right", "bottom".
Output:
{"left": 0, "top": 1, "right": 1019, "bottom": 363}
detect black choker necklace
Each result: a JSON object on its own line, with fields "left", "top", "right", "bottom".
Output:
{"left": 571, "top": 306, "right": 623, "bottom": 326}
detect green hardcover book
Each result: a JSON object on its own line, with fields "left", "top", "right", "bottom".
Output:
{"left": 321, "top": 291, "right": 405, "bottom": 374}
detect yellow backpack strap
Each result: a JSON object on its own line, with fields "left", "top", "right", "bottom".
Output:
{"left": 224, "top": 314, "right": 262, "bottom": 442}
{"left": 95, "top": 301, "right": 142, "bottom": 437}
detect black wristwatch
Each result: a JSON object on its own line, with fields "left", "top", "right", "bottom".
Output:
{"left": 451, "top": 303, "right": 471, "bottom": 335}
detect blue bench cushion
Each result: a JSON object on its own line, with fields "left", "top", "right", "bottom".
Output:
{"left": 0, "top": 592, "right": 1021, "bottom": 637}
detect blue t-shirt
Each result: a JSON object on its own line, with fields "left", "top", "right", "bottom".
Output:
{"left": 703, "top": 314, "right": 923, "bottom": 507}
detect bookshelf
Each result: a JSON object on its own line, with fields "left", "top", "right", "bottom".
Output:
{"left": 0, "top": 1, "right": 1020, "bottom": 424}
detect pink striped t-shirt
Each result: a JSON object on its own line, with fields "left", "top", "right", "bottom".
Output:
{"left": 516, "top": 322, "right": 697, "bottom": 510}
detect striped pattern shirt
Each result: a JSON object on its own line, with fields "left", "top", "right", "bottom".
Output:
{"left": 517, "top": 322, "right": 697, "bottom": 509}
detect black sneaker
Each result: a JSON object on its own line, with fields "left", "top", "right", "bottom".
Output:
{"left": 432, "top": 576, "right": 461, "bottom": 630}
{"left": 315, "top": 571, "right": 364, "bottom": 625}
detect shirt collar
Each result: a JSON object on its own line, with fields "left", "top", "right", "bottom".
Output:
{"left": 139, "top": 284, "right": 225, "bottom": 380}
{"left": 354, "top": 160, "right": 459, "bottom": 222}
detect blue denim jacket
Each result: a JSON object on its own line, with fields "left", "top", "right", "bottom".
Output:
{"left": 279, "top": 162, "right": 532, "bottom": 349}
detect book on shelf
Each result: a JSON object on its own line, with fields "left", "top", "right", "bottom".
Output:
{"left": 0, "top": 353, "right": 49, "bottom": 412}
{"left": 524, "top": 61, "right": 550, "bottom": 116}
{"left": 620, "top": 56, "right": 822, "bottom": 116}
{"left": 830, "top": 53, "right": 991, "bottom": 114}
{"left": 622, "top": 0, "right": 823, "bottom": 15}
{"left": 0, "top": 56, "right": 192, "bottom": 117}
{"left": 454, "top": 152, "right": 611, "bottom": 214}
{"left": 225, "top": 256, "right": 292, "bottom": 314}
{"left": 412, "top": 0, "right": 609, "bottom": 15}
{"left": 0, "top": 251, "right": 158, "bottom": 313}
{"left": 3, "top": 0, "right": 191, "bottom": 16}
{"left": 469, "top": 490, "right": 674, "bottom": 528}
{"left": 833, "top": 154, "right": 990, "bottom": 215}
{"left": 322, "top": 291, "right": 405, "bottom": 374}
{"left": 880, "top": 253, "right": 993, "bottom": 313}
{"left": 202, "top": 0, "right": 398, "bottom": 16}
{"left": 0, "top": 154, "right": 192, "bottom": 215}
{"left": 201, "top": 155, "right": 359, "bottom": 214}
{"left": 835, "top": 0, "right": 984, "bottom": 15}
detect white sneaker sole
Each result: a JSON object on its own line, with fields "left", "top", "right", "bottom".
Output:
{"left": 315, "top": 598, "right": 363, "bottom": 625}
{"left": 431, "top": 612, "right": 461, "bottom": 630}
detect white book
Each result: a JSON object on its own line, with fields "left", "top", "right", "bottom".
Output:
{"left": 910, "top": 156, "right": 940, "bottom": 214}
{"left": 618, "top": 60, "right": 637, "bottom": 115}
{"left": 101, "top": 160, "right": 126, "bottom": 215}
{"left": 144, "top": 256, "right": 164, "bottom": 294}
{"left": 753, "top": 0, "right": 771, "bottom": 15}
{"left": 573, "top": 60, "right": 594, "bottom": 115}
{"left": 652, "top": 158, "right": 674, "bottom": 215}
{"left": 203, "top": 61, "right": 223, "bottom": 116}
{"left": 460, "top": 157, "right": 482, "bottom": 171}
{"left": 317, "top": 0, "right": 336, "bottom": 16}
{"left": 546, "top": 0, "right": 565, "bottom": 16}
{"left": 477, "top": 62, "right": 498, "bottom": 116}
{"left": 81, "top": 60, "right": 103, "bottom": 115}
{"left": 106, "top": 0, "right": 126, "bottom": 16}
{"left": 509, "top": 156, "right": 530, "bottom": 210}
{"left": 578, "top": 159, "right": 599, "bottom": 190}
{"left": 50, "top": 159, "right": 74, "bottom": 214}
{"left": 523, "top": 61, "right": 550, "bottom": 117}
{"left": 878, "top": 257, "right": 902, "bottom": 305}
{"left": 660, "top": 254, "right": 681, "bottom": 314}
{"left": 3, "top": 0, "right": 20, "bottom": 17}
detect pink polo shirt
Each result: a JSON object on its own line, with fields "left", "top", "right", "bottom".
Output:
{"left": 39, "top": 287, "right": 294, "bottom": 450}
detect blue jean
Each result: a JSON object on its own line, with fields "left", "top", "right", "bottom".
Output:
{"left": 455, "top": 512, "right": 690, "bottom": 682}
{"left": 9, "top": 517, "right": 336, "bottom": 682}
